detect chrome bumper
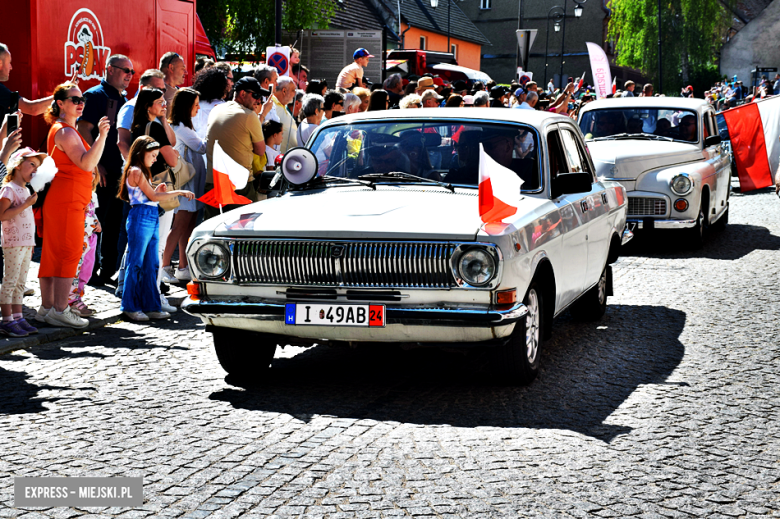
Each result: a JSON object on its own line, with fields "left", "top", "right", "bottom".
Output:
{"left": 181, "top": 297, "right": 528, "bottom": 328}
{"left": 626, "top": 218, "right": 697, "bottom": 230}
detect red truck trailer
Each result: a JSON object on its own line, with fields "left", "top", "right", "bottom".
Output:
{"left": 4, "top": 0, "right": 215, "bottom": 149}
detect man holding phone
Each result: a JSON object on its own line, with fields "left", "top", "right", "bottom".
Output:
{"left": 0, "top": 43, "right": 55, "bottom": 122}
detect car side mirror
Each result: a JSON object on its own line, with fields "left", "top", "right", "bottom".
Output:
{"left": 256, "top": 170, "right": 278, "bottom": 192}
{"left": 704, "top": 135, "right": 722, "bottom": 146}
{"left": 551, "top": 172, "right": 592, "bottom": 198}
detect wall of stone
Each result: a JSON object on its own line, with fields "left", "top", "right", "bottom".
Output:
{"left": 721, "top": 0, "right": 780, "bottom": 86}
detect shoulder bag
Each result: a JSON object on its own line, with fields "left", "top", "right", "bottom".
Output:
{"left": 145, "top": 122, "right": 196, "bottom": 211}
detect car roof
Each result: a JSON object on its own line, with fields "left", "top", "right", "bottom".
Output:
{"left": 321, "top": 107, "right": 574, "bottom": 129}
{"left": 580, "top": 97, "right": 711, "bottom": 114}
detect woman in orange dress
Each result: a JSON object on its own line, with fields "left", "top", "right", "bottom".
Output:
{"left": 37, "top": 82, "right": 110, "bottom": 328}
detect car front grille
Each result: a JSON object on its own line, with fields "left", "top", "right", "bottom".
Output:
{"left": 233, "top": 240, "right": 457, "bottom": 288}
{"left": 627, "top": 197, "right": 667, "bottom": 216}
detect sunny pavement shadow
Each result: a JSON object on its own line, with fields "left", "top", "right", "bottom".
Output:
{"left": 621, "top": 223, "right": 780, "bottom": 260}
{"left": 0, "top": 365, "right": 92, "bottom": 415}
{"left": 209, "top": 303, "right": 686, "bottom": 443}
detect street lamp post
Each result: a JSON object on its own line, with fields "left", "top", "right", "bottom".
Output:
{"left": 557, "top": 0, "right": 586, "bottom": 89}
{"left": 544, "top": 6, "right": 565, "bottom": 87}
{"left": 430, "top": 0, "right": 452, "bottom": 53}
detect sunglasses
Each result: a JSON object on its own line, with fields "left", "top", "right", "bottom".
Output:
{"left": 247, "top": 91, "right": 264, "bottom": 100}
{"left": 65, "top": 96, "right": 86, "bottom": 105}
{"left": 110, "top": 64, "right": 135, "bottom": 75}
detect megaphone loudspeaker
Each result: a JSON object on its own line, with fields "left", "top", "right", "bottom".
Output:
{"left": 281, "top": 147, "right": 318, "bottom": 185}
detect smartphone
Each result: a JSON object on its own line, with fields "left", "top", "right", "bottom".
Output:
{"left": 7, "top": 114, "right": 18, "bottom": 134}
{"left": 9, "top": 91, "right": 19, "bottom": 113}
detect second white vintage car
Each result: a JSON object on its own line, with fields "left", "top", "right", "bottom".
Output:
{"left": 578, "top": 97, "right": 731, "bottom": 245}
{"left": 182, "top": 108, "right": 631, "bottom": 385}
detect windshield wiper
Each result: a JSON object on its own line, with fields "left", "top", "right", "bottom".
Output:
{"left": 590, "top": 133, "right": 673, "bottom": 142}
{"left": 322, "top": 175, "right": 376, "bottom": 190}
{"left": 358, "top": 171, "right": 455, "bottom": 193}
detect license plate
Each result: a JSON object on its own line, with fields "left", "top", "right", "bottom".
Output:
{"left": 627, "top": 222, "right": 639, "bottom": 232}
{"left": 285, "top": 303, "right": 386, "bottom": 327}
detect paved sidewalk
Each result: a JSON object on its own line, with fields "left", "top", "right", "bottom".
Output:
{"left": 0, "top": 252, "right": 187, "bottom": 355}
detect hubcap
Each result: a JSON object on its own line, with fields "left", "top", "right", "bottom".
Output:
{"left": 597, "top": 269, "right": 607, "bottom": 304}
{"left": 525, "top": 289, "right": 540, "bottom": 363}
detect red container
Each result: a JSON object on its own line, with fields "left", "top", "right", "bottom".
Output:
{"left": 4, "top": 0, "right": 215, "bottom": 149}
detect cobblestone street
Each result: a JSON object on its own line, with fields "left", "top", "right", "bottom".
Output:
{"left": 1, "top": 189, "right": 779, "bottom": 518}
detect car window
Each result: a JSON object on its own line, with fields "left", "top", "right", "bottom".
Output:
{"left": 560, "top": 129, "right": 585, "bottom": 173}
{"left": 308, "top": 120, "right": 543, "bottom": 192}
{"left": 579, "top": 107, "right": 699, "bottom": 142}
{"left": 546, "top": 130, "right": 568, "bottom": 179}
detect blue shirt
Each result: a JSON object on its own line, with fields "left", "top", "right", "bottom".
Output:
{"left": 79, "top": 80, "right": 127, "bottom": 178}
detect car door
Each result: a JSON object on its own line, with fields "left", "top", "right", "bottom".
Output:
{"left": 557, "top": 124, "right": 610, "bottom": 289}
{"left": 704, "top": 110, "right": 730, "bottom": 218}
{"left": 546, "top": 127, "right": 588, "bottom": 309}
{"left": 558, "top": 124, "right": 612, "bottom": 287}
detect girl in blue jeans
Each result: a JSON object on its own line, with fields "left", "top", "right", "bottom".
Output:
{"left": 117, "top": 136, "right": 194, "bottom": 322}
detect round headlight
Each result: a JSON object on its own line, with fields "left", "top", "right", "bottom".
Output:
{"left": 458, "top": 249, "right": 496, "bottom": 286}
{"left": 195, "top": 243, "right": 230, "bottom": 278}
{"left": 670, "top": 174, "right": 693, "bottom": 195}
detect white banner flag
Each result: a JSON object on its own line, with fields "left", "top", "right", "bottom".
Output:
{"left": 586, "top": 42, "right": 612, "bottom": 99}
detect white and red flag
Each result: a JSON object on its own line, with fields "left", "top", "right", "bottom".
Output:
{"left": 722, "top": 95, "right": 780, "bottom": 191}
{"left": 198, "top": 141, "right": 252, "bottom": 208}
{"left": 612, "top": 76, "right": 617, "bottom": 94}
{"left": 478, "top": 143, "right": 524, "bottom": 223}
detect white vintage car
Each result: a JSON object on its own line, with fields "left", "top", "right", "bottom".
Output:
{"left": 182, "top": 108, "right": 631, "bottom": 385}
{"left": 578, "top": 97, "right": 731, "bottom": 245}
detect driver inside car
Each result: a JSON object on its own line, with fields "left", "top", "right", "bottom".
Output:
{"left": 655, "top": 118, "right": 672, "bottom": 137}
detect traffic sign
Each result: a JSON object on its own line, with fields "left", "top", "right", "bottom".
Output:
{"left": 268, "top": 53, "right": 288, "bottom": 75}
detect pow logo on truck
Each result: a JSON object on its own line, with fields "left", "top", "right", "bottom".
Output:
{"left": 64, "top": 8, "right": 111, "bottom": 80}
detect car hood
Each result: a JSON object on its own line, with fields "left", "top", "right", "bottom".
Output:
{"left": 588, "top": 140, "right": 704, "bottom": 186}
{"left": 212, "top": 186, "right": 492, "bottom": 241}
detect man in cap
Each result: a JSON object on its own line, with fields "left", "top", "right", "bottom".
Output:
{"left": 204, "top": 76, "right": 267, "bottom": 219}
{"left": 490, "top": 85, "right": 509, "bottom": 107}
{"left": 513, "top": 88, "right": 531, "bottom": 109}
{"left": 421, "top": 89, "right": 443, "bottom": 108}
{"left": 336, "top": 48, "right": 374, "bottom": 90}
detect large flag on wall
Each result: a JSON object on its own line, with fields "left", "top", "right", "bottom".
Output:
{"left": 721, "top": 96, "right": 780, "bottom": 191}
{"left": 478, "top": 144, "right": 524, "bottom": 223}
{"left": 585, "top": 42, "right": 612, "bottom": 99}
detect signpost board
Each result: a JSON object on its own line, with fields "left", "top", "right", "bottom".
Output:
{"left": 284, "top": 30, "right": 382, "bottom": 86}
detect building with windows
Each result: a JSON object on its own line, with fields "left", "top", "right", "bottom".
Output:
{"left": 459, "top": 0, "right": 645, "bottom": 88}
{"left": 367, "top": 0, "right": 491, "bottom": 70}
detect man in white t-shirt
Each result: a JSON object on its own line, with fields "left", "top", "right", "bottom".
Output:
{"left": 336, "top": 48, "right": 374, "bottom": 90}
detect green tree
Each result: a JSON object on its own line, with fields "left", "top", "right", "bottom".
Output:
{"left": 608, "top": 0, "right": 731, "bottom": 95}
{"left": 198, "top": 0, "right": 337, "bottom": 56}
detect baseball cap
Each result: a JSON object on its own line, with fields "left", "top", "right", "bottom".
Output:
{"left": 514, "top": 87, "right": 525, "bottom": 97}
{"left": 490, "top": 85, "right": 509, "bottom": 98}
{"left": 433, "top": 77, "right": 445, "bottom": 87}
{"left": 7, "top": 147, "right": 48, "bottom": 172}
{"left": 421, "top": 89, "right": 444, "bottom": 102}
{"left": 463, "top": 95, "right": 475, "bottom": 106}
{"left": 235, "top": 76, "right": 269, "bottom": 97}
{"left": 453, "top": 80, "right": 468, "bottom": 92}
{"left": 354, "top": 48, "right": 375, "bottom": 59}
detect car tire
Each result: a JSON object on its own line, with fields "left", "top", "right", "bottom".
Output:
{"left": 570, "top": 266, "right": 608, "bottom": 321}
{"left": 498, "top": 281, "right": 544, "bottom": 385}
{"left": 686, "top": 203, "right": 708, "bottom": 248}
{"left": 212, "top": 327, "right": 277, "bottom": 378}
{"left": 712, "top": 204, "right": 729, "bottom": 231}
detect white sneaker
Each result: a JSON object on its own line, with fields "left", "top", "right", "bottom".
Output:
{"left": 24, "top": 286, "right": 35, "bottom": 296}
{"left": 44, "top": 307, "right": 89, "bottom": 329}
{"left": 35, "top": 306, "right": 51, "bottom": 323}
{"left": 147, "top": 311, "right": 171, "bottom": 319}
{"left": 160, "top": 294, "right": 177, "bottom": 313}
{"left": 124, "top": 311, "right": 150, "bottom": 322}
{"left": 174, "top": 266, "right": 192, "bottom": 281}
{"left": 161, "top": 266, "right": 179, "bottom": 284}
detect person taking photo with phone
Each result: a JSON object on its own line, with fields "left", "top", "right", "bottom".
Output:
{"left": 0, "top": 43, "right": 57, "bottom": 121}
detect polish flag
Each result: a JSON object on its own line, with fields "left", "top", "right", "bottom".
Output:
{"left": 198, "top": 141, "right": 252, "bottom": 208}
{"left": 612, "top": 76, "right": 617, "bottom": 94}
{"left": 722, "top": 95, "right": 780, "bottom": 191}
{"left": 478, "top": 143, "right": 524, "bottom": 223}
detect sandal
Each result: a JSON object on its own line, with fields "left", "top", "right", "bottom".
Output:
{"left": 69, "top": 299, "right": 95, "bottom": 317}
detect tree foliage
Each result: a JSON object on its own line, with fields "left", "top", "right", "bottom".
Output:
{"left": 608, "top": 0, "right": 731, "bottom": 94}
{"left": 198, "top": 0, "right": 338, "bottom": 56}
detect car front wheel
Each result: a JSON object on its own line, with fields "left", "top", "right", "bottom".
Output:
{"left": 212, "top": 327, "right": 277, "bottom": 379}
{"left": 498, "top": 281, "right": 544, "bottom": 385}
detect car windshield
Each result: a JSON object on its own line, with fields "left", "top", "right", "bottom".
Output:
{"left": 306, "top": 119, "right": 542, "bottom": 191}
{"left": 579, "top": 108, "right": 699, "bottom": 143}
